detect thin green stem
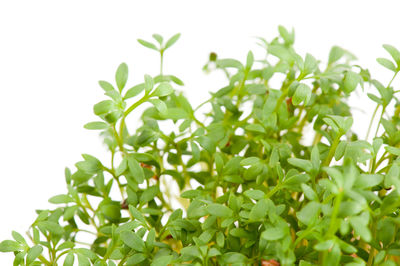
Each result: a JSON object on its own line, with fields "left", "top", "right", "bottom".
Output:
{"left": 371, "top": 71, "right": 398, "bottom": 139}
{"left": 118, "top": 95, "right": 150, "bottom": 153}
{"left": 388, "top": 71, "right": 398, "bottom": 88}
{"left": 265, "top": 184, "right": 281, "bottom": 199}
{"left": 322, "top": 132, "right": 342, "bottom": 167}
{"left": 365, "top": 104, "right": 379, "bottom": 141}
{"left": 367, "top": 220, "right": 377, "bottom": 266}
{"left": 322, "top": 190, "right": 344, "bottom": 262}
{"left": 326, "top": 190, "right": 343, "bottom": 237}
{"left": 54, "top": 250, "right": 70, "bottom": 264}
{"left": 160, "top": 50, "right": 164, "bottom": 76}
{"left": 194, "top": 98, "right": 212, "bottom": 112}
{"left": 112, "top": 125, "right": 124, "bottom": 153}
{"left": 274, "top": 89, "right": 288, "bottom": 113}
{"left": 374, "top": 106, "right": 386, "bottom": 138}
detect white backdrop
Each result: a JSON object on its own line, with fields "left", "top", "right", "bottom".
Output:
{"left": 1, "top": 0, "right": 400, "bottom": 264}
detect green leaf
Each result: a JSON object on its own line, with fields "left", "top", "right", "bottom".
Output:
{"left": 384, "top": 164, "right": 400, "bottom": 189}
{"left": 128, "top": 205, "right": 147, "bottom": 225}
{"left": 311, "top": 145, "right": 320, "bottom": 171}
{"left": 328, "top": 46, "right": 345, "bottom": 65}
{"left": 84, "top": 121, "right": 108, "bottom": 130}
{"left": 314, "top": 240, "right": 335, "bottom": 251}
{"left": 152, "top": 34, "right": 163, "bottom": 45}
{"left": 154, "top": 74, "right": 184, "bottom": 86}
{"left": 162, "top": 107, "right": 189, "bottom": 120}
{"left": 181, "top": 189, "right": 201, "bottom": 199}
{"left": 190, "top": 141, "right": 200, "bottom": 162}
{"left": 301, "top": 184, "right": 318, "bottom": 201}
{"left": 137, "top": 39, "right": 158, "bottom": 51}
{"left": 349, "top": 216, "right": 371, "bottom": 242}
{"left": 164, "top": 33, "right": 181, "bottom": 50}
{"left": 149, "top": 99, "right": 167, "bottom": 115}
{"left": 128, "top": 157, "right": 145, "bottom": 184}
{"left": 126, "top": 253, "right": 147, "bottom": 265}
{"left": 244, "top": 190, "right": 265, "bottom": 200}
{"left": 48, "top": 194, "right": 73, "bottom": 204}
{"left": 343, "top": 71, "right": 360, "bottom": 93}
{"left": 303, "top": 53, "right": 318, "bottom": 75}
{"left": 12, "top": 231, "right": 26, "bottom": 245}
{"left": 63, "top": 252, "right": 75, "bottom": 266}
{"left": 121, "top": 231, "right": 145, "bottom": 252}
{"left": 115, "top": 221, "right": 140, "bottom": 234}
{"left": 323, "top": 167, "right": 344, "bottom": 189}
{"left": 216, "top": 231, "right": 225, "bottom": 247}
{"left": 245, "top": 124, "right": 265, "bottom": 133}
{"left": 151, "top": 255, "right": 173, "bottom": 266}
{"left": 57, "top": 241, "right": 75, "bottom": 251}
{"left": 206, "top": 204, "right": 233, "bottom": 217}
{"left": 383, "top": 44, "right": 400, "bottom": 66}
{"left": 0, "top": 240, "right": 22, "bottom": 252}
{"left": 249, "top": 199, "right": 268, "bottom": 221}
{"left": 221, "top": 252, "right": 248, "bottom": 264}
{"left": 324, "top": 243, "right": 341, "bottom": 266}
{"left": 98, "top": 81, "right": 115, "bottom": 92}
{"left": 261, "top": 227, "right": 285, "bottom": 241}
{"left": 216, "top": 58, "right": 243, "bottom": 69}
{"left": 214, "top": 153, "right": 224, "bottom": 174}
{"left": 354, "top": 174, "right": 383, "bottom": 189}
{"left": 77, "top": 253, "right": 90, "bottom": 266}
{"left": 144, "top": 74, "right": 154, "bottom": 94}
{"left": 140, "top": 186, "right": 159, "bottom": 205}
{"left": 93, "top": 100, "right": 114, "bottom": 116}
{"left": 146, "top": 228, "right": 156, "bottom": 250}
{"left": 195, "top": 136, "right": 216, "bottom": 154}
{"left": 283, "top": 173, "right": 310, "bottom": 187}
{"left": 246, "top": 51, "right": 254, "bottom": 69}
{"left": 268, "top": 44, "right": 293, "bottom": 62}
{"left": 377, "top": 58, "right": 397, "bottom": 72}
{"left": 26, "top": 245, "right": 43, "bottom": 264}
{"left": 240, "top": 157, "right": 260, "bottom": 166}
{"left": 247, "top": 84, "right": 267, "bottom": 94}
{"left": 181, "top": 246, "right": 201, "bottom": 259}
{"left": 297, "top": 201, "right": 320, "bottom": 226}
{"left": 287, "top": 158, "right": 313, "bottom": 173}
{"left": 385, "top": 146, "right": 400, "bottom": 156}
{"left": 100, "top": 204, "right": 121, "bottom": 222}
{"left": 38, "top": 221, "right": 64, "bottom": 236}
{"left": 115, "top": 63, "right": 128, "bottom": 92}
{"left": 292, "top": 83, "right": 311, "bottom": 105}
{"left": 278, "top": 25, "right": 294, "bottom": 45}
{"left": 104, "top": 109, "right": 123, "bottom": 124}
{"left": 152, "top": 82, "right": 174, "bottom": 97}
{"left": 124, "top": 83, "right": 145, "bottom": 99}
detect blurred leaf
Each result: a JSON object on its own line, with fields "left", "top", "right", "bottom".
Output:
{"left": 115, "top": 63, "right": 128, "bottom": 92}
{"left": 164, "top": 33, "right": 181, "bottom": 50}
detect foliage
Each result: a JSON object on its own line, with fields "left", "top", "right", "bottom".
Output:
{"left": 2, "top": 27, "right": 400, "bottom": 266}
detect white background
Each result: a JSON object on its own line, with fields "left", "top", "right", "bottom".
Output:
{"left": 1, "top": 0, "right": 400, "bottom": 264}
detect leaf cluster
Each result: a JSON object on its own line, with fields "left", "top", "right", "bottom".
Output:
{"left": 2, "top": 28, "right": 400, "bottom": 266}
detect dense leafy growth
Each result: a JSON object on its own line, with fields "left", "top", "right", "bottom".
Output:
{"left": 2, "top": 27, "right": 400, "bottom": 265}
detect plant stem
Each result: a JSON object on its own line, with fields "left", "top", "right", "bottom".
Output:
{"left": 326, "top": 190, "right": 343, "bottom": 237}
{"left": 374, "top": 106, "right": 386, "bottom": 138}
{"left": 365, "top": 104, "right": 379, "bottom": 141}
{"left": 265, "top": 184, "right": 281, "bottom": 199}
{"left": 160, "top": 50, "right": 164, "bottom": 76}
{"left": 367, "top": 220, "right": 377, "bottom": 266}
{"left": 118, "top": 95, "right": 150, "bottom": 153}
{"left": 322, "top": 132, "right": 342, "bottom": 167}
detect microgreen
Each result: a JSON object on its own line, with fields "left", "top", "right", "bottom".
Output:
{"left": 2, "top": 26, "right": 400, "bottom": 266}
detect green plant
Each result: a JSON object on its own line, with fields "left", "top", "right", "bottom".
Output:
{"left": 2, "top": 26, "right": 400, "bottom": 266}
